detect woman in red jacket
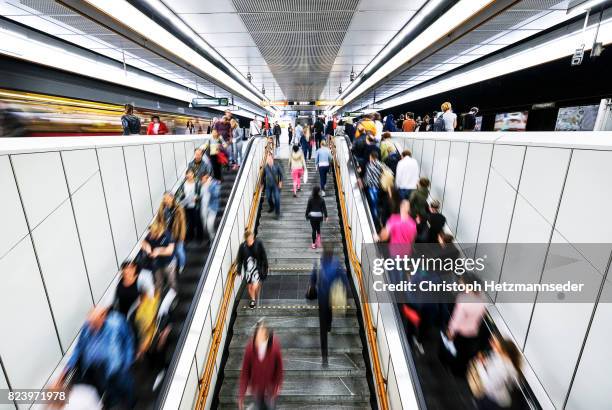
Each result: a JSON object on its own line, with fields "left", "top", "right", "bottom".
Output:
{"left": 238, "top": 320, "right": 283, "bottom": 410}
{"left": 146, "top": 115, "right": 169, "bottom": 135}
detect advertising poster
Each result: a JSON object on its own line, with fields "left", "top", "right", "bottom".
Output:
{"left": 555, "top": 105, "right": 598, "bottom": 131}
{"left": 494, "top": 111, "right": 528, "bottom": 131}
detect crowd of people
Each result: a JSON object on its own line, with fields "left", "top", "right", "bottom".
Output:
{"left": 386, "top": 102, "right": 480, "bottom": 133}
{"left": 50, "top": 122, "right": 247, "bottom": 407}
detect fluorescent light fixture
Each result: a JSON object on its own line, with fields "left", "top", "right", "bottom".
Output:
{"left": 375, "top": 16, "right": 612, "bottom": 110}
{"left": 81, "top": 0, "right": 274, "bottom": 113}
{"left": 568, "top": 0, "right": 612, "bottom": 13}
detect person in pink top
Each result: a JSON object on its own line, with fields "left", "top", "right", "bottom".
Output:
{"left": 377, "top": 199, "right": 417, "bottom": 258}
{"left": 446, "top": 277, "right": 486, "bottom": 374}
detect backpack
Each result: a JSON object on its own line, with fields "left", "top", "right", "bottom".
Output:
{"left": 434, "top": 115, "right": 446, "bottom": 131}
{"left": 384, "top": 151, "right": 401, "bottom": 175}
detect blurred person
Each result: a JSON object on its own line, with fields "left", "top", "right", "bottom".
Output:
{"left": 238, "top": 320, "right": 283, "bottom": 410}
{"left": 273, "top": 121, "right": 282, "bottom": 147}
{"left": 445, "top": 277, "right": 486, "bottom": 374}
{"left": 185, "top": 120, "right": 196, "bottom": 134}
{"left": 379, "top": 168, "right": 399, "bottom": 227}
{"left": 156, "top": 192, "right": 187, "bottom": 272}
{"left": 305, "top": 185, "right": 328, "bottom": 249}
{"left": 264, "top": 153, "right": 283, "bottom": 218}
{"left": 324, "top": 118, "right": 335, "bottom": 140}
{"left": 429, "top": 112, "right": 437, "bottom": 131}
{"left": 463, "top": 107, "right": 479, "bottom": 131}
{"left": 402, "top": 112, "right": 417, "bottom": 132}
{"left": 364, "top": 151, "right": 384, "bottom": 221}
{"left": 113, "top": 260, "right": 154, "bottom": 318}
{"left": 250, "top": 115, "right": 262, "bottom": 137}
{"left": 333, "top": 119, "right": 346, "bottom": 138}
{"left": 53, "top": 305, "right": 135, "bottom": 408}
{"left": 344, "top": 117, "right": 356, "bottom": 143}
{"left": 303, "top": 124, "right": 313, "bottom": 159}
{"left": 208, "top": 129, "right": 226, "bottom": 181}
{"left": 178, "top": 169, "right": 204, "bottom": 242}
{"left": 141, "top": 219, "right": 177, "bottom": 289}
{"left": 377, "top": 199, "right": 417, "bottom": 259}
{"left": 200, "top": 172, "right": 221, "bottom": 241}
{"left": 427, "top": 200, "right": 447, "bottom": 243}
{"left": 287, "top": 124, "right": 294, "bottom": 145}
{"left": 309, "top": 243, "right": 348, "bottom": 366}
{"left": 373, "top": 112, "right": 383, "bottom": 141}
{"left": 471, "top": 337, "right": 522, "bottom": 410}
{"left": 146, "top": 115, "right": 169, "bottom": 135}
{"left": 214, "top": 110, "right": 232, "bottom": 140}
{"left": 315, "top": 140, "right": 333, "bottom": 196}
{"left": 395, "top": 149, "right": 419, "bottom": 200}
{"left": 188, "top": 147, "right": 212, "bottom": 179}
{"left": 121, "top": 104, "right": 141, "bottom": 135}
{"left": 231, "top": 118, "right": 243, "bottom": 168}
{"left": 396, "top": 114, "right": 405, "bottom": 130}
{"left": 441, "top": 101, "right": 457, "bottom": 132}
{"left": 383, "top": 113, "right": 397, "bottom": 132}
{"left": 294, "top": 122, "right": 303, "bottom": 146}
{"left": 380, "top": 131, "right": 396, "bottom": 162}
{"left": 354, "top": 113, "right": 376, "bottom": 139}
{"left": 0, "top": 104, "right": 27, "bottom": 138}
{"left": 314, "top": 116, "right": 325, "bottom": 149}
{"left": 410, "top": 177, "right": 430, "bottom": 221}
{"left": 237, "top": 230, "right": 269, "bottom": 309}
{"left": 419, "top": 115, "right": 429, "bottom": 132}
{"left": 288, "top": 144, "right": 306, "bottom": 197}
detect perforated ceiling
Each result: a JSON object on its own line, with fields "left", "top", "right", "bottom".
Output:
{"left": 232, "top": 0, "right": 359, "bottom": 101}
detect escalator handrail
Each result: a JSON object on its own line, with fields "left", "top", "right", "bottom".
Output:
{"left": 332, "top": 135, "right": 428, "bottom": 409}
{"left": 156, "top": 135, "right": 263, "bottom": 408}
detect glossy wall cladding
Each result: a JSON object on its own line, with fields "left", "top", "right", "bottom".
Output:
{"left": 392, "top": 131, "right": 612, "bottom": 410}
{"left": 0, "top": 135, "right": 205, "bottom": 405}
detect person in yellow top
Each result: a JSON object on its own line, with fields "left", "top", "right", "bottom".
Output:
{"left": 355, "top": 113, "right": 377, "bottom": 139}
{"left": 380, "top": 132, "right": 396, "bottom": 162}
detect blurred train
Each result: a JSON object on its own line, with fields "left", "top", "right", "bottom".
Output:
{"left": 0, "top": 88, "right": 213, "bottom": 137}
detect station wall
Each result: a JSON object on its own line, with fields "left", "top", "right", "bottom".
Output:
{"left": 393, "top": 131, "right": 612, "bottom": 410}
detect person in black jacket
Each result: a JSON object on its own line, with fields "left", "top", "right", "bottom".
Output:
{"left": 237, "top": 230, "right": 269, "bottom": 309}
{"left": 121, "top": 104, "right": 141, "bottom": 135}
{"left": 314, "top": 117, "right": 325, "bottom": 149}
{"left": 273, "top": 122, "right": 282, "bottom": 147}
{"left": 305, "top": 186, "right": 328, "bottom": 249}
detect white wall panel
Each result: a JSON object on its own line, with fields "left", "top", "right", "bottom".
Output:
{"left": 430, "top": 140, "right": 450, "bottom": 204}
{"left": 144, "top": 144, "right": 165, "bottom": 208}
{"left": 179, "top": 359, "right": 198, "bottom": 410}
{"left": 71, "top": 175, "right": 118, "bottom": 302}
{"left": 524, "top": 232, "right": 602, "bottom": 409}
{"left": 0, "top": 368, "right": 13, "bottom": 410}
{"left": 456, "top": 143, "right": 493, "bottom": 245}
{"left": 174, "top": 142, "right": 187, "bottom": 178}
{"left": 185, "top": 141, "right": 196, "bottom": 162}
{"left": 31, "top": 201, "right": 92, "bottom": 350}
{"left": 489, "top": 144, "right": 525, "bottom": 190}
{"left": 442, "top": 141, "right": 469, "bottom": 234}
{"left": 0, "top": 238, "right": 62, "bottom": 390}
{"left": 123, "top": 146, "right": 153, "bottom": 237}
{"left": 420, "top": 139, "right": 435, "bottom": 180}
{"left": 518, "top": 147, "right": 570, "bottom": 223}
{"left": 565, "top": 281, "right": 612, "bottom": 410}
{"left": 11, "top": 152, "right": 68, "bottom": 228}
{"left": 161, "top": 143, "right": 177, "bottom": 190}
{"left": 97, "top": 147, "right": 137, "bottom": 263}
{"left": 554, "top": 150, "right": 612, "bottom": 271}
{"left": 412, "top": 139, "right": 424, "bottom": 171}
{"left": 0, "top": 156, "right": 28, "bottom": 258}
{"left": 61, "top": 149, "right": 98, "bottom": 194}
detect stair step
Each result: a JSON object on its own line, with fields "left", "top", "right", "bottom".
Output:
{"left": 218, "top": 376, "right": 370, "bottom": 405}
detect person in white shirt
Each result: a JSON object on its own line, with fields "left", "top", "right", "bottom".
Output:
{"left": 179, "top": 169, "right": 203, "bottom": 241}
{"left": 293, "top": 123, "right": 303, "bottom": 145}
{"left": 395, "top": 150, "right": 420, "bottom": 200}
{"left": 250, "top": 116, "right": 262, "bottom": 137}
{"left": 374, "top": 112, "right": 384, "bottom": 142}
{"left": 441, "top": 101, "right": 457, "bottom": 132}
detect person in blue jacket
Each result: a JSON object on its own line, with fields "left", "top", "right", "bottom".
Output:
{"left": 310, "top": 243, "right": 348, "bottom": 366}
{"left": 200, "top": 172, "right": 221, "bottom": 241}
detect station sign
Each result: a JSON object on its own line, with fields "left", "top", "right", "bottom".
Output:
{"left": 261, "top": 100, "right": 345, "bottom": 107}
{"left": 192, "top": 97, "right": 229, "bottom": 107}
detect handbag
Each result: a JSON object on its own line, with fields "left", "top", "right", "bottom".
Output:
{"left": 303, "top": 167, "right": 308, "bottom": 183}
{"left": 306, "top": 262, "right": 319, "bottom": 300}
{"left": 467, "top": 360, "right": 485, "bottom": 398}
{"left": 217, "top": 150, "right": 229, "bottom": 165}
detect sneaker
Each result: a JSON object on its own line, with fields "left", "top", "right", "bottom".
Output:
{"left": 249, "top": 300, "right": 256, "bottom": 309}
{"left": 311, "top": 243, "right": 316, "bottom": 249}
{"left": 293, "top": 192, "right": 297, "bottom": 198}
{"left": 316, "top": 234, "right": 322, "bottom": 248}
{"left": 321, "top": 190, "right": 326, "bottom": 197}
{"left": 298, "top": 187, "right": 301, "bottom": 192}
{"left": 322, "top": 359, "right": 329, "bottom": 368}
{"left": 267, "top": 207, "right": 274, "bottom": 213}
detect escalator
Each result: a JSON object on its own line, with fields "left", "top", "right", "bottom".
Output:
{"left": 214, "top": 151, "right": 375, "bottom": 408}
{"left": 132, "top": 139, "right": 252, "bottom": 409}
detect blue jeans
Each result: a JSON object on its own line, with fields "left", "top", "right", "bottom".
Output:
{"left": 301, "top": 141, "right": 312, "bottom": 159}
{"left": 367, "top": 186, "right": 379, "bottom": 220}
{"left": 398, "top": 188, "right": 413, "bottom": 201}
{"left": 175, "top": 241, "right": 185, "bottom": 271}
{"left": 266, "top": 184, "right": 281, "bottom": 215}
{"left": 318, "top": 165, "right": 329, "bottom": 190}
